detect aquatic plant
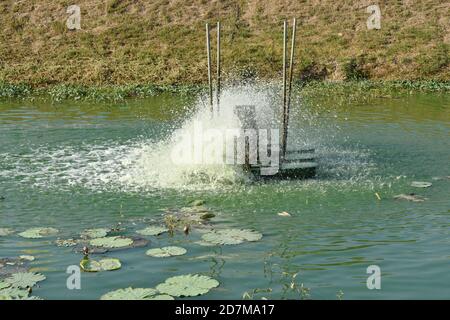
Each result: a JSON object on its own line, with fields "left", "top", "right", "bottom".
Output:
{"left": 0, "top": 281, "right": 10, "bottom": 290}
{"left": 5, "top": 272, "right": 46, "bottom": 288}
{"left": 80, "top": 257, "right": 121, "bottom": 272}
{"left": 201, "top": 229, "right": 263, "bottom": 245}
{"left": 242, "top": 288, "right": 273, "bottom": 300}
{"left": 136, "top": 226, "right": 168, "bottom": 236}
{"left": 146, "top": 246, "right": 187, "bottom": 258}
{"left": 156, "top": 274, "right": 219, "bottom": 297}
{"left": 0, "top": 83, "right": 33, "bottom": 99}
{"left": 0, "top": 287, "right": 29, "bottom": 300}
{"left": 89, "top": 236, "right": 133, "bottom": 248}
{"left": 80, "top": 228, "right": 110, "bottom": 239}
{"left": 18, "top": 227, "right": 59, "bottom": 239}
{"left": 100, "top": 287, "right": 173, "bottom": 300}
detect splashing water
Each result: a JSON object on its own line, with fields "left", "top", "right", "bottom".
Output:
{"left": 0, "top": 84, "right": 377, "bottom": 193}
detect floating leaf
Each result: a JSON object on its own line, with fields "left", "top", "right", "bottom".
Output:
{"left": 0, "top": 228, "right": 14, "bottom": 236}
{"left": 80, "top": 258, "right": 102, "bottom": 272}
{"left": 411, "top": 181, "right": 432, "bottom": 188}
{"left": 18, "top": 227, "right": 59, "bottom": 239}
{"left": 100, "top": 287, "right": 158, "bottom": 300}
{"left": 277, "top": 211, "right": 291, "bottom": 217}
{"left": 80, "top": 257, "right": 122, "bottom": 272}
{"left": 156, "top": 274, "right": 219, "bottom": 297}
{"left": 0, "top": 281, "right": 11, "bottom": 290}
{"left": 394, "top": 194, "right": 427, "bottom": 202}
{"left": 201, "top": 228, "right": 263, "bottom": 245}
{"left": 99, "top": 258, "right": 122, "bottom": 271}
{"left": 19, "top": 255, "right": 35, "bottom": 262}
{"left": 5, "top": 272, "right": 46, "bottom": 288}
{"left": 136, "top": 226, "right": 168, "bottom": 236}
{"left": 90, "top": 236, "right": 133, "bottom": 248}
{"left": 0, "top": 287, "right": 29, "bottom": 300}
{"left": 146, "top": 294, "right": 174, "bottom": 300}
{"left": 146, "top": 246, "right": 187, "bottom": 258}
{"left": 80, "top": 228, "right": 110, "bottom": 239}
{"left": 55, "top": 238, "right": 79, "bottom": 247}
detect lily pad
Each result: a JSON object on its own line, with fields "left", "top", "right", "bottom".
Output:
{"left": 0, "top": 281, "right": 11, "bottom": 290}
{"left": 80, "top": 257, "right": 121, "bottom": 272}
{"left": 18, "top": 227, "right": 59, "bottom": 239}
{"left": 0, "top": 228, "right": 14, "bottom": 236}
{"left": 146, "top": 294, "right": 174, "bottom": 300}
{"left": 411, "top": 181, "right": 432, "bottom": 188}
{"left": 5, "top": 272, "right": 46, "bottom": 288}
{"left": 0, "top": 287, "right": 29, "bottom": 300}
{"left": 156, "top": 274, "right": 219, "bottom": 297}
{"left": 136, "top": 226, "right": 168, "bottom": 236}
{"left": 80, "top": 228, "right": 110, "bottom": 239}
{"left": 394, "top": 193, "right": 428, "bottom": 202}
{"left": 99, "top": 258, "right": 122, "bottom": 271}
{"left": 80, "top": 258, "right": 102, "bottom": 272}
{"left": 201, "top": 228, "right": 263, "bottom": 245}
{"left": 90, "top": 236, "right": 133, "bottom": 248}
{"left": 100, "top": 287, "right": 158, "bottom": 300}
{"left": 146, "top": 246, "right": 187, "bottom": 258}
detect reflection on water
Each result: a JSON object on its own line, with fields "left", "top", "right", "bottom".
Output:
{"left": 0, "top": 90, "right": 449, "bottom": 299}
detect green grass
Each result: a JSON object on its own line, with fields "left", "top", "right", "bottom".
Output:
{"left": 0, "top": 1, "right": 448, "bottom": 87}
{"left": 0, "top": 80, "right": 447, "bottom": 103}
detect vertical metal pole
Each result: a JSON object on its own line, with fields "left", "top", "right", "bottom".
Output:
{"left": 216, "top": 21, "right": 221, "bottom": 114}
{"left": 206, "top": 23, "right": 213, "bottom": 113}
{"left": 280, "top": 20, "right": 288, "bottom": 159}
{"left": 282, "top": 18, "right": 296, "bottom": 158}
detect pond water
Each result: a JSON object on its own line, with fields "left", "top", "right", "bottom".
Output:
{"left": 0, "top": 88, "right": 449, "bottom": 299}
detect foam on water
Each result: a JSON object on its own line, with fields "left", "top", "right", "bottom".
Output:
{"left": 0, "top": 84, "right": 378, "bottom": 193}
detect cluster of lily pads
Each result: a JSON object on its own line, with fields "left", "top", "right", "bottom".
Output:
{"left": 100, "top": 274, "right": 219, "bottom": 300}
{"left": 0, "top": 271, "right": 45, "bottom": 300}
{"left": 0, "top": 200, "right": 264, "bottom": 300}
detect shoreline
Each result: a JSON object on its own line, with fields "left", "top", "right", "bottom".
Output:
{"left": 0, "top": 80, "right": 448, "bottom": 103}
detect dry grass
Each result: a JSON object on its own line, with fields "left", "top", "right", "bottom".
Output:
{"left": 0, "top": 0, "right": 448, "bottom": 87}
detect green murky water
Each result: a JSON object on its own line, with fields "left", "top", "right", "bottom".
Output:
{"left": 0, "top": 91, "right": 449, "bottom": 299}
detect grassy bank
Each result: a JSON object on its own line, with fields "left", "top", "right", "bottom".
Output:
{"left": 0, "top": 1, "right": 448, "bottom": 87}
{"left": 1, "top": 80, "right": 448, "bottom": 103}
